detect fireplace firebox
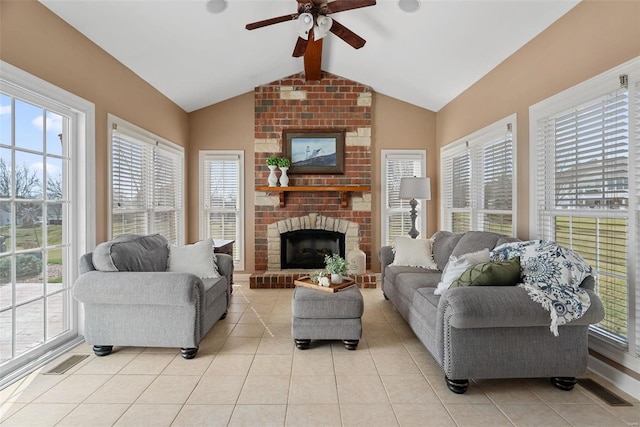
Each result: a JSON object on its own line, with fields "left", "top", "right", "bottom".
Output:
{"left": 281, "top": 229, "right": 345, "bottom": 269}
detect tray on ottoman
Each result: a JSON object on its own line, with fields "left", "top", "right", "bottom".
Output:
{"left": 294, "top": 276, "right": 355, "bottom": 293}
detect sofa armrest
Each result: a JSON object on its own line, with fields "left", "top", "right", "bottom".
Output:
{"left": 439, "top": 286, "right": 605, "bottom": 329}
{"left": 378, "top": 246, "right": 394, "bottom": 284}
{"left": 215, "top": 253, "right": 233, "bottom": 284}
{"left": 73, "top": 271, "right": 203, "bottom": 306}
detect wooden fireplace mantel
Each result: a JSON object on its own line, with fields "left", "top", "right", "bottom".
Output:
{"left": 255, "top": 185, "right": 371, "bottom": 208}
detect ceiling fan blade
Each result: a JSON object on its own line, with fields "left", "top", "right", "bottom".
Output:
{"left": 304, "top": 32, "right": 323, "bottom": 81}
{"left": 246, "top": 13, "right": 299, "bottom": 30}
{"left": 292, "top": 37, "right": 308, "bottom": 57}
{"left": 326, "top": 0, "right": 376, "bottom": 14}
{"left": 329, "top": 19, "right": 366, "bottom": 49}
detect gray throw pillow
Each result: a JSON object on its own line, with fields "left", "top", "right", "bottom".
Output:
{"left": 92, "top": 234, "right": 169, "bottom": 272}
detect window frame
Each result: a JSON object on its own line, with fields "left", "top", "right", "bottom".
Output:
{"left": 107, "top": 114, "right": 185, "bottom": 245}
{"left": 198, "top": 150, "right": 245, "bottom": 271}
{"left": 380, "top": 149, "right": 427, "bottom": 246}
{"left": 529, "top": 56, "right": 640, "bottom": 375}
{"left": 0, "top": 61, "right": 95, "bottom": 387}
{"left": 440, "top": 114, "right": 517, "bottom": 235}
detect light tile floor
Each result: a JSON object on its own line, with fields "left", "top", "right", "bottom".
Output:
{"left": 1, "top": 283, "right": 639, "bottom": 426}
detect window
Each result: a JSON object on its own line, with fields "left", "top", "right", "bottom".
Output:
{"left": 530, "top": 57, "right": 640, "bottom": 369}
{"left": 108, "top": 115, "right": 184, "bottom": 245}
{"left": 199, "top": 151, "right": 244, "bottom": 270}
{"left": 381, "top": 150, "right": 426, "bottom": 246}
{"left": 0, "top": 61, "right": 95, "bottom": 387}
{"left": 441, "top": 115, "right": 516, "bottom": 235}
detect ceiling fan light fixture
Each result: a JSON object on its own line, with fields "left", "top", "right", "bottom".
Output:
{"left": 398, "top": 0, "right": 420, "bottom": 13}
{"left": 297, "top": 13, "right": 314, "bottom": 40}
{"left": 315, "top": 16, "right": 333, "bottom": 40}
{"left": 206, "top": 0, "right": 227, "bottom": 14}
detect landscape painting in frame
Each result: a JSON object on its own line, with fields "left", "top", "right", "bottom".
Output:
{"left": 284, "top": 129, "right": 345, "bottom": 174}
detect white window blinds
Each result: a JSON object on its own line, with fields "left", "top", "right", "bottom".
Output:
{"left": 531, "top": 58, "right": 640, "bottom": 364}
{"left": 441, "top": 115, "right": 515, "bottom": 235}
{"left": 200, "top": 151, "right": 244, "bottom": 270}
{"left": 110, "top": 119, "right": 184, "bottom": 245}
{"left": 381, "top": 150, "right": 426, "bottom": 246}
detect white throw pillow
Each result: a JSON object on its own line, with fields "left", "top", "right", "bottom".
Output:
{"left": 433, "top": 248, "right": 490, "bottom": 295}
{"left": 168, "top": 238, "right": 220, "bottom": 279}
{"left": 391, "top": 236, "right": 438, "bottom": 269}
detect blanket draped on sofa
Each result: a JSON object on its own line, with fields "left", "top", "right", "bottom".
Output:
{"left": 491, "top": 240, "right": 592, "bottom": 336}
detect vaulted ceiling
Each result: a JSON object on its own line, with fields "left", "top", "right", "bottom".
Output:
{"left": 39, "top": 0, "right": 580, "bottom": 113}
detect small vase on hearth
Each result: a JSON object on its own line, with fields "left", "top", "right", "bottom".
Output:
{"left": 267, "top": 165, "right": 278, "bottom": 187}
{"left": 278, "top": 167, "right": 289, "bottom": 187}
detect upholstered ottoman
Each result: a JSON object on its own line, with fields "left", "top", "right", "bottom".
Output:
{"left": 291, "top": 285, "right": 364, "bottom": 350}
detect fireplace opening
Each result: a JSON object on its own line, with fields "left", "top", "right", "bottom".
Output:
{"left": 281, "top": 229, "right": 345, "bottom": 269}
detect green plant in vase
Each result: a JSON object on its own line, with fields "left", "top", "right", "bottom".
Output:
{"left": 266, "top": 155, "right": 279, "bottom": 187}
{"left": 277, "top": 157, "right": 291, "bottom": 187}
{"left": 276, "top": 157, "right": 291, "bottom": 168}
{"left": 324, "top": 253, "right": 348, "bottom": 284}
{"left": 266, "top": 156, "right": 278, "bottom": 166}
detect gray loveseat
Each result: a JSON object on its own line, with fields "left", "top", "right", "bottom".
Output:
{"left": 379, "top": 230, "right": 605, "bottom": 394}
{"left": 73, "top": 234, "right": 232, "bottom": 359}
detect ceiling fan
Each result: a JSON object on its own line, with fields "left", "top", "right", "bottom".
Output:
{"left": 246, "top": 0, "right": 376, "bottom": 81}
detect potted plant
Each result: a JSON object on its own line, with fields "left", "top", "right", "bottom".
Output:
{"left": 324, "top": 253, "right": 348, "bottom": 284}
{"left": 266, "top": 155, "right": 278, "bottom": 187}
{"left": 277, "top": 157, "right": 291, "bottom": 187}
{"left": 276, "top": 157, "right": 291, "bottom": 168}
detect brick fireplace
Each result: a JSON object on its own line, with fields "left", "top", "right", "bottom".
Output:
{"left": 252, "top": 72, "right": 375, "bottom": 288}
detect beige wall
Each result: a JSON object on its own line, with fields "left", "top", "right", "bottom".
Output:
{"left": 371, "top": 93, "right": 437, "bottom": 271}
{"left": 0, "top": 0, "right": 189, "bottom": 244}
{"left": 188, "top": 92, "right": 255, "bottom": 270}
{"left": 436, "top": 0, "right": 640, "bottom": 238}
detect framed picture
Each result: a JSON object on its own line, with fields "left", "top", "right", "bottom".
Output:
{"left": 284, "top": 129, "right": 345, "bottom": 174}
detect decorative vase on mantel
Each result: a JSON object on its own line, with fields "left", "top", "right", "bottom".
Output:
{"left": 278, "top": 167, "right": 289, "bottom": 187}
{"left": 267, "top": 165, "right": 278, "bottom": 187}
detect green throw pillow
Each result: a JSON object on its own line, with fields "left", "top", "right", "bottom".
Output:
{"left": 450, "top": 257, "right": 521, "bottom": 287}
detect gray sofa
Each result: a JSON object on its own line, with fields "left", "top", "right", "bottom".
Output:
{"left": 379, "top": 230, "right": 605, "bottom": 394}
{"left": 73, "top": 234, "right": 232, "bottom": 359}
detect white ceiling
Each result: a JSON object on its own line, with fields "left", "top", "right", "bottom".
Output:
{"left": 39, "top": 0, "right": 579, "bottom": 113}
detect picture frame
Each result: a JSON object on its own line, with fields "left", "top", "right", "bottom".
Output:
{"left": 284, "top": 129, "right": 345, "bottom": 174}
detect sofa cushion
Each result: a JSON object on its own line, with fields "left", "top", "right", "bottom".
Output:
{"left": 92, "top": 234, "right": 169, "bottom": 272}
{"left": 168, "top": 238, "right": 220, "bottom": 279}
{"left": 434, "top": 248, "right": 490, "bottom": 295}
{"left": 450, "top": 231, "right": 504, "bottom": 258}
{"left": 451, "top": 257, "right": 521, "bottom": 288}
{"left": 432, "top": 231, "right": 464, "bottom": 271}
{"left": 391, "top": 237, "right": 437, "bottom": 269}
{"left": 394, "top": 271, "right": 441, "bottom": 302}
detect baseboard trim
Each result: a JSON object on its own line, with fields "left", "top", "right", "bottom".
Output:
{"left": 588, "top": 354, "right": 640, "bottom": 401}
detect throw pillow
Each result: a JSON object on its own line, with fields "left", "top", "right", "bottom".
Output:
{"left": 391, "top": 236, "right": 438, "bottom": 269}
{"left": 433, "top": 248, "right": 490, "bottom": 295}
{"left": 450, "top": 257, "right": 521, "bottom": 288}
{"left": 92, "top": 234, "right": 169, "bottom": 272}
{"left": 168, "top": 238, "right": 220, "bottom": 279}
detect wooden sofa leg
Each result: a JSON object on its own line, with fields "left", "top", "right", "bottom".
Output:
{"left": 181, "top": 347, "right": 198, "bottom": 359}
{"left": 219, "top": 311, "right": 227, "bottom": 320}
{"left": 446, "top": 376, "right": 469, "bottom": 394}
{"left": 93, "top": 345, "right": 113, "bottom": 357}
{"left": 551, "top": 377, "right": 577, "bottom": 391}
